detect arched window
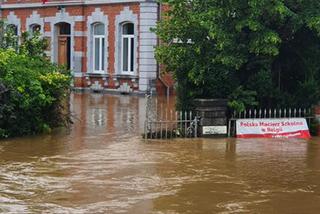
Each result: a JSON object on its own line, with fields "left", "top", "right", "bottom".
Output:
{"left": 6, "top": 24, "right": 18, "bottom": 48}
{"left": 7, "top": 24, "right": 18, "bottom": 36}
{"left": 93, "top": 23, "right": 105, "bottom": 72}
{"left": 30, "top": 24, "right": 41, "bottom": 34}
{"left": 121, "top": 23, "right": 134, "bottom": 74}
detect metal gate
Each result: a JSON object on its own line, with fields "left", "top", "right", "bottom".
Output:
{"left": 144, "top": 94, "right": 199, "bottom": 140}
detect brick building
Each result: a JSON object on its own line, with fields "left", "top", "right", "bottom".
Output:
{"left": 0, "top": 0, "right": 163, "bottom": 94}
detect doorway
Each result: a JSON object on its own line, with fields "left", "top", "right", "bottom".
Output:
{"left": 55, "top": 22, "right": 71, "bottom": 69}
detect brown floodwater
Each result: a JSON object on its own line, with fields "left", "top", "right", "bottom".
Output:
{"left": 1, "top": 93, "right": 320, "bottom": 214}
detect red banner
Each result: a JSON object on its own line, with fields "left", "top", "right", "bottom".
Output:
{"left": 236, "top": 118, "right": 311, "bottom": 139}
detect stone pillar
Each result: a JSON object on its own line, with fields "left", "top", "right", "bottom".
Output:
{"left": 194, "top": 99, "right": 228, "bottom": 137}
{"left": 139, "top": 2, "right": 158, "bottom": 92}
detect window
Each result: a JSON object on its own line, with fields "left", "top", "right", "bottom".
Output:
{"left": 7, "top": 24, "right": 18, "bottom": 35}
{"left": 6, "top": 24, "right": 18, "bottom": 48}
{"left": 30, "top": 24, "right": 41, "bottom": 34}
{"left": 93, "top": 23, "right": 105, "bottom": 73}
{"left": 121, "top": 23, "right": 134, "bottom": 74}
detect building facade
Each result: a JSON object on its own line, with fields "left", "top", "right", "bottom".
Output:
{"left": 0, "top": 0, "right": 161, "bottom": 94}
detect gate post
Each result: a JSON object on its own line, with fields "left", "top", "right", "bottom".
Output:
{"left": 315, "top": 105, "right": 320, "bottom": 136}
{"left": 194, "top": 99, "right": 228, "bottom": 137}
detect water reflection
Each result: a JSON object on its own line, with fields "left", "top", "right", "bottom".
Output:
{"left": 0, "top": 93, "right": 320, "bottom": 213}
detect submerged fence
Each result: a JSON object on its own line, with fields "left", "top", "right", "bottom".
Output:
{"left": 143, "top": 92, "right": 316, "bottom": 139}
{"left": 144, "top": 95, "right": 199, "bottom": 140}
{"left": 228, "top": 107, "right": 314, "bottom": 137}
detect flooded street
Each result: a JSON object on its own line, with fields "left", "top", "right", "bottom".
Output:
{"left": 1, "top": 93, "right": 320, "bottom": 213}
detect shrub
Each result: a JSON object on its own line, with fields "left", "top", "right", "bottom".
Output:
{"left": 0, "top": 21, "right": 71, "bottom": 138}
{"left": 0, "top": 50, "right": 71, "bottom": 138}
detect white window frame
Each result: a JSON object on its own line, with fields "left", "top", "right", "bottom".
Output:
{"left": 121, "top": 22, "right": 135, "bottom": 75}
{"left": 6, "top": 12, "right": 21, "bottom": 44}
{"left": 92, "top": 23, "right": 105, "bottom": 73}
{"left": 121, "top": 34, "right": 135, "bottom": 74}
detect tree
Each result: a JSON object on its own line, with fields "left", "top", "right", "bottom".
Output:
{"left": 155, "top": 0, "right": 320, "bottom": 111}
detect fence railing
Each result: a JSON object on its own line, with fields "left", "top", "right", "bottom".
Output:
{"left": 230, "top": 108, "right": 313, "bottom": 119}
{"left": 144, "top": 95, "right": 199, "bottom": 140}
{"left": 144, "top": 93, "right": 316, "bottom": 139}
{"left": 228, "top": 107, "right": 314, "bottom": 137}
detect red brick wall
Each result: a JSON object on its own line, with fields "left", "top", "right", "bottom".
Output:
{"left": 3, "top": 0, "right": 75, "bottom": 3}
{"left": 1, "top": 3, "right": 141, "bottom": 91}
{"left": 156, "top": 2, "right": 176, "bottom": 95}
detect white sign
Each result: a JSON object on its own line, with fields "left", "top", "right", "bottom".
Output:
{"left": 203, "top": 126, "right": 227, "bottom": 135}
{"left": 236, "top": 118, "right": 311, "bottom": 139}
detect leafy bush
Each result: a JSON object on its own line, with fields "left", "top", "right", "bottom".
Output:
{"left": 228, "top": 86, "right": 258, "bottom": 112}
{"left": 0, "top": 21, "right": 71, "bottom": 138}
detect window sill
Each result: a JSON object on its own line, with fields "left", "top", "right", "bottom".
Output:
{"left": 113, "top": 74, "right": 138, "bottom": 79}
{"left": 85, "top": 72, "right": 109, "bottom": 78}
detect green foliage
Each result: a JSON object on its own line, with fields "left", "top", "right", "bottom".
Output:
{"left": 228, "top": 86, "right": 258, "bottom": 112}
{"left": 0, "top": 20, "right": 71, "bottom": 138}
{"left": 309, "top": 119, "right": 319, "bottom": 136}
{"left": 20, "top": 31, "right": 49, "bottom": 57}
{"left": 0, "top": 21, "right": 18, "bottom": 50}
{"left": 155, "top": 0, "right": 320, "bottom": 109}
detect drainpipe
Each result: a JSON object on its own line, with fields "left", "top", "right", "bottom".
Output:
{"left": 156, "top": 1, "right": 170, "bottom": 98}
{"left": 156, "top": 2, "right": 161, "bottom": 91}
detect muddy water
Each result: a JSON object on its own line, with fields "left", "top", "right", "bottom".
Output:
{"left": 1, "top": 93, "right": 320, "bottom": 214}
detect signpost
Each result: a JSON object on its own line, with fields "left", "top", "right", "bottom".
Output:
{"left": 236, "top": 118, "right": 311, "bottom": 139}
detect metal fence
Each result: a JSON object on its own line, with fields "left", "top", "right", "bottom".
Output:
{"left": 228, "top": 107, "right": 314, "bottom": 137}
{"left": 144, "top": 94, "right": 199, "bottom": 140}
